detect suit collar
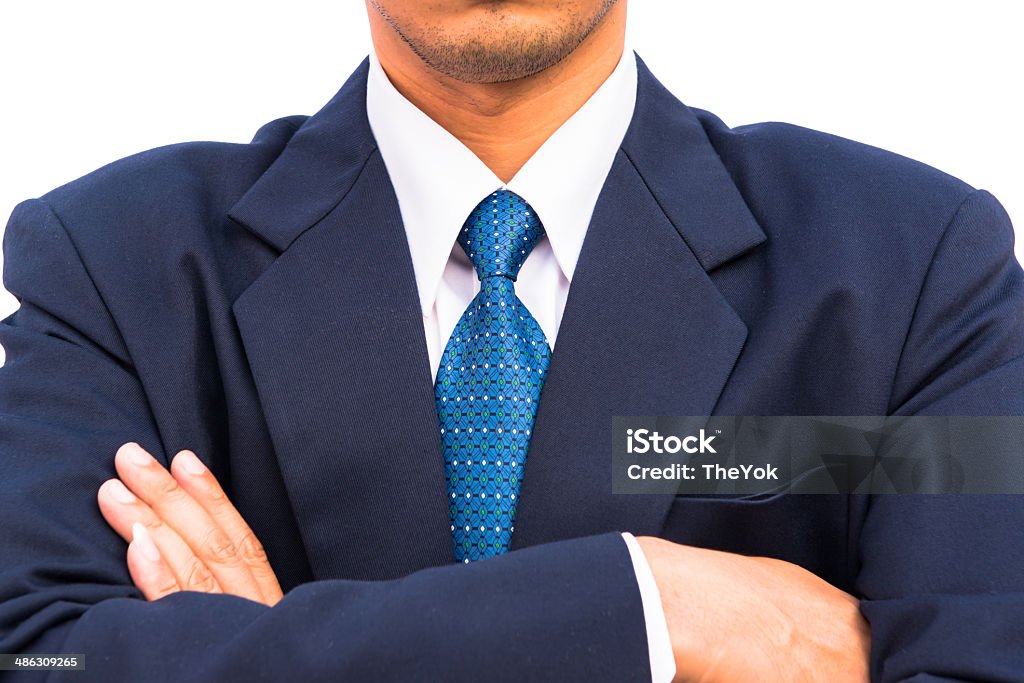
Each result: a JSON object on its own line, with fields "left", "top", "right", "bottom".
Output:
{"left": 228, "top": 55, "right": 765, "bottom": 274}
{"left": 622, "top": 56, "right": 765, "bottom": 271}
{"left": 227, "top": 59, "right": 378, "bottom": 252}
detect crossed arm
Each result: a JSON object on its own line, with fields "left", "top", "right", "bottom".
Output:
{"left": 6, "top": 191, "right": 1024, "bottom": 681}
{"left": 97, "top": 441, "right": 870, "bottom": 682}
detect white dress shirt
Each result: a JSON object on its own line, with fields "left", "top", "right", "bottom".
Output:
{"left": 366, "top": 46, "right": 675, "bottom": 682}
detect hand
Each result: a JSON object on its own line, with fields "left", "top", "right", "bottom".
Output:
{"left": 636, "top": 537, "right": 870, "bottom": 683}
{"left": 97, "top": 442, "right": 283, "bottom": 606}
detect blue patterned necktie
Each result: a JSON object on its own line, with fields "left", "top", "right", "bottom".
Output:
{"left": 435, "top": 189, "right": 552, "bottom": 563}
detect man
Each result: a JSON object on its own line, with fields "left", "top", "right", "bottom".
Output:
{"left": 0, "top": 1, "right": 1021, "bottom": 681}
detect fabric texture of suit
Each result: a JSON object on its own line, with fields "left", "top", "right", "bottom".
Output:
{"left": 1, "top": 55, "right": 1022, "bottom": 681}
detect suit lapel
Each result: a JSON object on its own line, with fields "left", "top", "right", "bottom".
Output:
{"left": 511, "top": 57, "right": 766, "bottom": 549}
{"left": 229, "top": 61, "right": 453, "bottom": 580}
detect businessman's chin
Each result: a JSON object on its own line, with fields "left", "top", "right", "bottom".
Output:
{"left": 371, "top": 0, "right": 619, "bottom": 83}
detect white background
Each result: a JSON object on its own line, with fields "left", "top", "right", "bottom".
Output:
{"left": 1, "top": 1, "right": 1022, "bottom": 367}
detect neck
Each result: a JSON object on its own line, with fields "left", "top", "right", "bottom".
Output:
{"left": 367, "top": 4, "right": 627, "bottom": 183}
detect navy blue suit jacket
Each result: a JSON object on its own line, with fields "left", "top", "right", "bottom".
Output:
{"left": 1, "top": 57, "right": 1022, "bottom": 681}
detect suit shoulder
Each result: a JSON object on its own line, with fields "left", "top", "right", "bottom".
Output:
{"left": 693, "top": 110, "right": 976, "bottom": 232}
{"left": 37, "top": 114, "right": 309, "bottom": 233}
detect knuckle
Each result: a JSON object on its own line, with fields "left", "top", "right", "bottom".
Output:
{"left": 203, "top": 482, "right": 228, "bottom": 504}
{"left": 155, "top": 476, "right": 187, "bottom": 502}
{"left": 144, "top": 518, "right": 168, "bottom": 536}
{"left": 201, "top": 526, "right": 240, "bottom": 565}
{"left": 238, "top": 532, "right": 269, "bottom": 564}
{"left": 183, "top": 558, "right": 218, "bottom": 592}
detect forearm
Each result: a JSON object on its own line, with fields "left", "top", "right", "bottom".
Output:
{"left": 6, "top": 533, "right": 649, "bottom": 682}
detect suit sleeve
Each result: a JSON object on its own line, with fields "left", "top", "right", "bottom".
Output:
{"left": 857, "top": 190, "right": 1024, "bottom": 682}
{"left": 0, "top": 198, "right": 651, "bottom": 682}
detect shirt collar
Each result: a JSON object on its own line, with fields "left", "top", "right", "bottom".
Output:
{"left": 366, "top": 44, "right": 638, "bottom": 316}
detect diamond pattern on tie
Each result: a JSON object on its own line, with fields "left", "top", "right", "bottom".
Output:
{"left": 435, "top": 189, "right": 551, "bottom": 563}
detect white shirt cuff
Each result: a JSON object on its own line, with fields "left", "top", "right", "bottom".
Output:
{"left": 621, "top": 532, "right": 676, "bottom": 683}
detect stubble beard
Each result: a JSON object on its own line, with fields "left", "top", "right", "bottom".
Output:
{"left": 370, "top": 1, "right": 619, "bottom": 84}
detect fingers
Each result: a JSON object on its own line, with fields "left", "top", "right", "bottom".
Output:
{"left": 169, "top": 450, "right": 283, "bottom": 605}
{"left": 127, "top": 522, "right": 180, "bottom": 601}
{"left": 98, "top": 442, "right": 283, "bottom": 607}
{"left": 98, "top": 476, "right": 224, "bottom": 595}
{"left": 111, "top": 442, "right": 267, "bottom": 603}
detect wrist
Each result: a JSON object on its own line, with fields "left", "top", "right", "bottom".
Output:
{"left": 635, "top": 537, "right": 712, "bottom": 682}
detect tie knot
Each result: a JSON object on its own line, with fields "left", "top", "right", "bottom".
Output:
{"left": 458, "top": 189, "right": 545, "bottom": 281}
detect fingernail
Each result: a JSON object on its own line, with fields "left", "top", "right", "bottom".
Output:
{"left": 176, "top": 451, "right": 206, "bottom": 476}
{"left": 106, "top": 479, "right": 137, "bottom": 504}
{"left": 121, "top": 442, "right": 152, "bottom": 467}
{"left": 132, "top": 523, "right": 161, "bottom": 563}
